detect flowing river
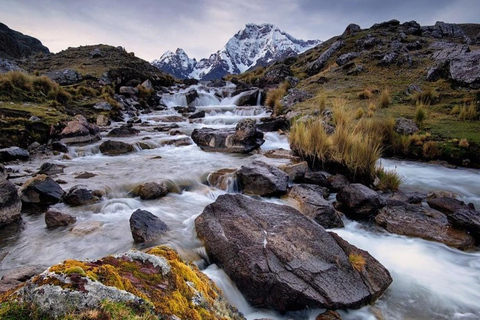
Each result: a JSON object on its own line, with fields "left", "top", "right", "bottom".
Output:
{"left": 1, "top": 84, "right": 480, "bottom": 320}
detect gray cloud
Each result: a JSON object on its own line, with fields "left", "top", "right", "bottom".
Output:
{"left": 0, "top": 0, "right": 478, "bottom": 61}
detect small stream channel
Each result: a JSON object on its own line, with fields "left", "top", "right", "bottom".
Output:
{"left": 1, "top": 83, "right": 480, "bottom": 320}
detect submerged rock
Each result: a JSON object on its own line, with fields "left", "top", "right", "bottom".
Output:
{"left": 63, "top": 185, "right": 100, "bottom": 207}
{"left": 129, "top": 209, "right": 169, "bottom": 243}
{"left": 0, "top": 246, "right": 244, "bottom": 319}
{"left": 191, "top": 118, "right": 264, "bottom": 153}
{"left": 236, "top": 161, "right": 289, "bottom": 196}
{"left": 195, "top": 194, "right": 392, "bottom": 312}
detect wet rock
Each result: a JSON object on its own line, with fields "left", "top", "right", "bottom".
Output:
{"left": 45, "top": 209, "right": 76, "bottom": 228}
{"left": 63, "top": 185, "right": 100, "bottom": 207}
{"left": 256, "top": 116, "right": 289, "bottom": 132}
{"left": 236, "top": 161, "right": 289, "bottom": 196}
{"left": 307, "top": 40, "right": 345, "bottom": 75}
{"left": 129, "top": 209, "right": 169, "bottom": 242}
{"left": 191, "top": 118, "right": 264, "bottom": 153}
{"left": 188, "top": 110, "right": 205, "bottom": 119}
{"left": 1, "top": 246, "right": 244, "bottom": 319}
{"left": 289, "top": 184, "right": 343, "bottom": 229}
{"left": 160, "top": 137, "right": 192, "bottom": 147}
{"left": 45, "top": 68, "right": 82, "bottom": 85}
{"left": 394, "top": 117, "right": 419, "bottom": 135}
{"left": 207, "top": 168, "right": 237, "bottom": 191}
{"left": 195, "top": 194, "right": 392, "bottom": 312}
{"left": 20, "top": 175, "right": 65, "bottom": 206}
{"left": 0, "top": 180, "right": 22, "bottom": 226}
{"left": 0, "top": 146, "right": 30, "bottom": 162}
{"left": 235, "top": 89, "right": 262, "bottom": 106}
{"left": 281, "top": 88, "right": 313, "bottom": 109}
{"left": 427, "top": 196, "right": 472, "bottom": 215}
{"left": 107, "top": 124, "right": 140, "bottom": 137}
{"left": 50, "top": 141, "right": 68, "bottom": 153}
{"left": 70, "top": 221, "right": 102, "bottom": 235}
{"left": 316, "top": 310, "right": 342, "bottom": 320}
{"left": 375, "top": 203, "right": 474, "bottom": 250}
{"left": 280, "top": 161, "right": 309, "bottom": 182}
{"left": 185, "top": 89, "right": 199, "bottom": 106}
{"left": 154, "top": 123, "right": 180, "bottom": 132}
{"left": 132, "top": 182, "right": 168, "bottom": 200}
{"left": 38, "top": 162, "right": 65, "bottom": 176}
{"left": 336, "top": 184, "right": 386, "bottom": 219}
{"left": 446, "top": 209, "right": 480, "bottom": 239}
{"left": 74, "top": 172, "right": 96, "bottom": 179}
{"left": 336, "top": 52, "right": 359, "bottom": 66}
{"left": 96, "top": 114, "right": 111, "bottom": 126}
{"left": 389, "top": 191, "right": 425, "bottom": 204}
{"left": 60, "top": 115, "right": 101, "bottom": 145}
{"left": 327, "top": 174, "right": 349, "bottom": 192}
{"left": 159, "top": 115, "right": 187, "bottom": 122}
{"left": 99, "top": 140, "right": 135, "bottom": 156}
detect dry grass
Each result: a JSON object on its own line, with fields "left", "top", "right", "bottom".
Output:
{"left": 358, "top": 89, "right": 373, "bottom": 100}
{"left": 265, "top": 81, "right": 290, "bottom": 115}
{"left": 458, "top": 104, "right": 478, "bottom": 121}
{"left": 415, "top": 104, "right": 427, "bottom": 124}
{"left": 355, "top": 107, "right": 365, "bottom": 119}
{"left": 375, "top": 166, "right": 402, "bottom": 191}
{"left": 411, "top": 89, "right": 438, "bottom": 105}
{"left": 378, "top": 89, "right": 391, "bottom": 109}
{"left": 349, "top": 254, "right": 366, "bottom": 272}
{"left": 423, "top": 141, "right": 441, "bottom": 159}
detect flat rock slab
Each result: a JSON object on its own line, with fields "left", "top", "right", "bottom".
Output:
{"left": 195, "top": 194, "right": 392, "bottom": 312}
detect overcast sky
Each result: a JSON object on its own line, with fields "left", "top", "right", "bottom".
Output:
{"left": 1, "top": 0, "right": 479, "bottom": 61}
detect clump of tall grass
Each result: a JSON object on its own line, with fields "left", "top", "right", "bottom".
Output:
{"left": 355, "top": 107, "right": 365, "bottom": 119}
{"left": 423, "top": 141, "right": 441, "bottom": 159}
{"left": 358, "top": 89, "right": 373, "bottom": 100}
{"left": 375, "top": 166, "right": 402, "bottom": 191}
{"left": 265, "top": 81, "right": 290, "bottom": 115}
{"left": 415, "top": 104, "right": 427, "bottom": 124}
{"left": 458, "top": 104, "right": 478, "bottom": 121}
{"left": 378, "top": 89, "right": 391, "bottom": 108}
{"left": 459, "top": 138, "right": 469, "bottom": 148}
{"left": 411, "top": 89, "right": 438, "bottom": 105}
{"left": 290, "top": 104, "right": 382, "bottom": 183}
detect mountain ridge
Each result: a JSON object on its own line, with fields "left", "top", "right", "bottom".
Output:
{"left": 152, "top": 23, "right": 321, "bottom": 80}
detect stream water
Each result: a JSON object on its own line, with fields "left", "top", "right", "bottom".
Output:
{"left": 1, "top": 83, "right": 480, "bottom": 320}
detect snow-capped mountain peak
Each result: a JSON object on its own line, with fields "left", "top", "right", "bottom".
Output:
{"left": 152, "top": 23, "right": 322, "bottom": 80}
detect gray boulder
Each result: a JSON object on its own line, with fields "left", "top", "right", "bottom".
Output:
{"left": 394, "top": 117, "right": 419, "bottom": 135}
{"left": 434, "top": 21, "right": 466, "bottom": 39}
{"left": 236, "top": 161, "right": 289, "bottom": 196}
{"left": 0, "top": 146, "right": 30, "bottom": 162}
{"left": 342, "top": 24, "right": 361, "bottom": 37}
{"left": 20, "top": 175, "right": 65, "bottom": 206}
{"left": 132, "top": 182, "right": 168, "bottom": 200}
{"left": 336, "top": 52, "right": 359, "bottom": 66}
{"left": 129, "top": 209, "right": 169, "bottom": 242}
{"left": 63, "top": 185, "right": 100, "bottom": 207}
{"left": 45, "top": 209, "right": 76, "bottom": 228}
{"left": 191, "top": 118, "right": 264, "bottom": 153}
{"left": 307, "top": 40, "right": 345, "bottom": 75}
{"left": 280, "top": 89, "right": 313, "bottom": 109}
{"left": 45, "top": 69, "right": 82, "bottom": 85}
{"left": 336, "top": 184, "right": 385, "bottom": 219}
{"left": 60, "top": 115, "right": 100, "bottom": 145}
{"left": 449, "top": 50, "right": 480, "bottom": 87}
{"left": 375, "top": 203, "right": 474, "bottom": 250}
{"left": 195, "top": 194, "right": 392, "bottom": 312}
{"left": 0, "top": 179, "right": 22, "bottom": 225}
{"left": 0, "top": 58, "right": 24, "bottom": 74}
{"left": 99, "top": 140, "right": 135, "bottom": 156}
{"left": 289, "top": 184, "right": 343, "bottom": 229}
{"left": 446, "top": 209, "right": 480, "bottom": 240}
{"left": 427, "top": 196, "right": 472, "bottom": 215}
{"left": 107, "top": 124, "right": 139, "bottom": 137}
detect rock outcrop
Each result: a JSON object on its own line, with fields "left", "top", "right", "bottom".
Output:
{"left": 336, "top": 184, "right": 386, "bottom": 219}
{"left": 236, "top": 161, "right": 289, "bottom": 196}
{"left": 195, "top": 194, "right": 392, "bottom": 312}
{"left": 59, "top": 115, "right": 100, "bottom": 145}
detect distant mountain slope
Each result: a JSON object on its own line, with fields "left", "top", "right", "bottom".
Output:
{"left": 0, "top": 22, "right": 49, "bottom": 59}
{"left": 152, "top": 23, "right": 322, "bottom": 80}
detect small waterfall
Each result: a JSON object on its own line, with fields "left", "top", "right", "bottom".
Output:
{"left": 256, "top": 90, "right": 262, "bottom": 106}
{"left": 192, "top": 92, "right": 221, "bottom": 107}
{"left": 161, "top": 93, "right": 188, "bottom": 107}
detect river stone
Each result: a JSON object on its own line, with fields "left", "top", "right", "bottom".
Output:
{"left": 50, "top": 141, "right": 68, "bottom": 153}
{"left": 60, "top": 115, "right": 101, "bottom": 145}
{"left": 20, "top": 175, "right": 65, "bottom": 205}
{"left": 256, "top": 116, "right": 289, "bottom": 132}
{"left": 63, "top": 185, "right": 100, "bottom": 207}
{"left": 336, "top": 184, "right": 386, "bottom": 219}
{"left": 0, "top": 180, "right": 22, "bottom": 225}
{"left": 96, "top": 114, "right": 111, "bottom": 126}
{"left": 236, "top": 161, "right": 289, "bottom": 196}
{"left": 189, "top": 110, "right": 206, "bottom": 119}
{"left": 289, "top": 184, "right": 343, "bottom": 229}
{"left": 375, "top": 203, "right": 474, "bottom": 250}
{"left": 195, "top": 194, "right": 392, "bottom": 312}
{"left": 316, "top": 310, "right": 342, "bottom": 320}
{"left": 99, "top": 140, "right": 135, "bottom": 155}
{"left": 327, "top": 174, "right": 349, "bottom": 192}
{"left": 191, "top": 118, "right": 264, "bottom": 153}
{"left": 129, "top": 209, "right": 169, "bottom": 242}
{"left": 427, "top": 196, "right": 473, "bottom": 215}
{"left": 0, "top": 146, "right": 30, "bottom": 162}
{"left": 207, "top": 168, "right": 237, "bottom": 191}
{"left": 280, "top": 161, "right": 309, "bottom": 182}
{"left": 38, "top": 162, "right": 65, "bottom": 176}
{"left": 71, "top": 221, "right": 102, "bottom": 236}
{"left": 45, "top": 209, "right": 76, "bottom": 228}
{"left": 132, "top": 182, "right": 168, "bottom": 200}
{"left": 107, "top": 124, "right": 139, "bottom": 137}
{"left": 446, "top": 209, "right": 480, "bottom": 240}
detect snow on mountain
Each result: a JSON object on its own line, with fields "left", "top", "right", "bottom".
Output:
{"left": 152, "top": 23, "right": 322, "bottom": 80}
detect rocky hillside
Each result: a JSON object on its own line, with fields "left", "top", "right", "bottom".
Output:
{"left": 0, "top": 22, "right": 49, "bottom": 59}
{"left": 235, "top": 20, "right": 480, "bottom": 167}
{"left": 152, "top": 23, "right": 321, "bottom": 80}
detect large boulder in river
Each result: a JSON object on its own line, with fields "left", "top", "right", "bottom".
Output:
{"left": 1, "top": 246, "right": 245, "bottom": 319}
{"left": 191, "top": 118, "right": 264, "bottom": 153}
{"left": 375, "top": 203, "right": 474, "bottom": 250}
{"left": 289, "top": 184, "right": 343, "bottom": 229}
{"left": 195, "top": 194, "right": 392, "bottom": 312}
{"left": 44, "top": 209, "right": 76, "bottom": 228}
{"left": 19, "top": 175, "right": 64, "bottom": 206}
{"left": 99, "top": 140, "right": 135, "bottom": 155}
{"left": 336, "top": 184, "right": 386, "bottom": 219}
{"left": 446, "top": 209, "right": 480, "bottom": 240}
{"left": 427, "top": 196, "right": 473, "bottom": 215}
{"left": 63, "top": 185, "right": 100, "bottom": 207}
{"left": 131, "top": 181, "right": 168, "bottom": 200}
{"left": 0, "top": 179, "right": 22, "bottom": 225}
{"left": 60, "top": 115, "right": 100, "bottom": 145}
{"left": 236, "top": 161, "right": 289, "bottom": 196}
{"left": 0, "top": 146, "right": 30, "bottom": 162}
{"left": 107, "top": 124, "right": 139, "bottom": 137}
{"left": 129, "top": 209, "right": 169, "bottom": 243}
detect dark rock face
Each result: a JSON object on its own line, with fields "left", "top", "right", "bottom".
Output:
{"left": 0, "top": 58, "right": 24, "bottom": 73}
{"left": 234, "top": 89, "right": 261, "bottom": 106}
{"left": 45, "top": 69, "right": 83, "bottom": 85}
{"left": 188, "top": 110, "right": 206, "bottom": 119}
{"left": 236, "top": 161, "right": 289, "bottom": 196}
{"left": 281, "top": 88, "right": 313, "bottom": 109}
{"left": 195, "top": 194, "right": 392, "bottom": 312}
{"left": 63, "top": 185, "right": 99, "bottom": 207}
{"left": 446, "top": 209, "right": 480, "bottom": 240}
{"left": 375, "top": 203, "right": 474, "bottom": 250}
{"left": 99, "top": 140, "right": 135, "bottom": 156}
{"left": 449, "top": 50, "right": 480, "bottom": 87}
{"left": 427, "top": 196, "right": 472, "bottom": 215}
{"left": 342, "top": 24, "right": 361, "bottom": 37}
{"left": 132, "top": 182, "right": 168, "bottom": 200}
{"left": 191, "top": 118, "right": 264, "bottom": 153}
{"left": 307, "top": 40, "right": 345, "bottom": 75}
{"left": 0, "top": 179, "right": 22, "bottom": 225}
{"left": 289, "top": 184, "right": 343, "bottom": 229}
{"left": 327, "top": 174, "right": 349, "bottom": 192}
{"left": 107, "top": 124, "right": 140, "bottom": 137}
{"left": 336, "top": 184, "right": 386, "bottom": 219}
{"left": 262, "top": 64, "right": 292, "bottom": 85}
{"left": 38, "top": 162, "right": 65, "bottom": 176}
{"left": 0, "top": 22, "right": 49, "bottom": 59}
{"left": 20, "top": 175, "right": 65, "bottom": 206}
{"left": 0, "top": 147, "right": 30, "bottom": 162}
{"left": 336, "top": 52, "right": 359, "bottom": 66}
{"left": 256, "top": 117, "right": 289, "bottom": 132}
{"left": 45, "top": 209, "right": 76, "bottom": 228}
{"left": 395, "top": 117, "right": 419, "bottom": 135}
{"left": 129, "top": 209, "right": 169, "bottom": 242}
{"left": 60, "top": 115, "right": 101, "bottom": 145}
